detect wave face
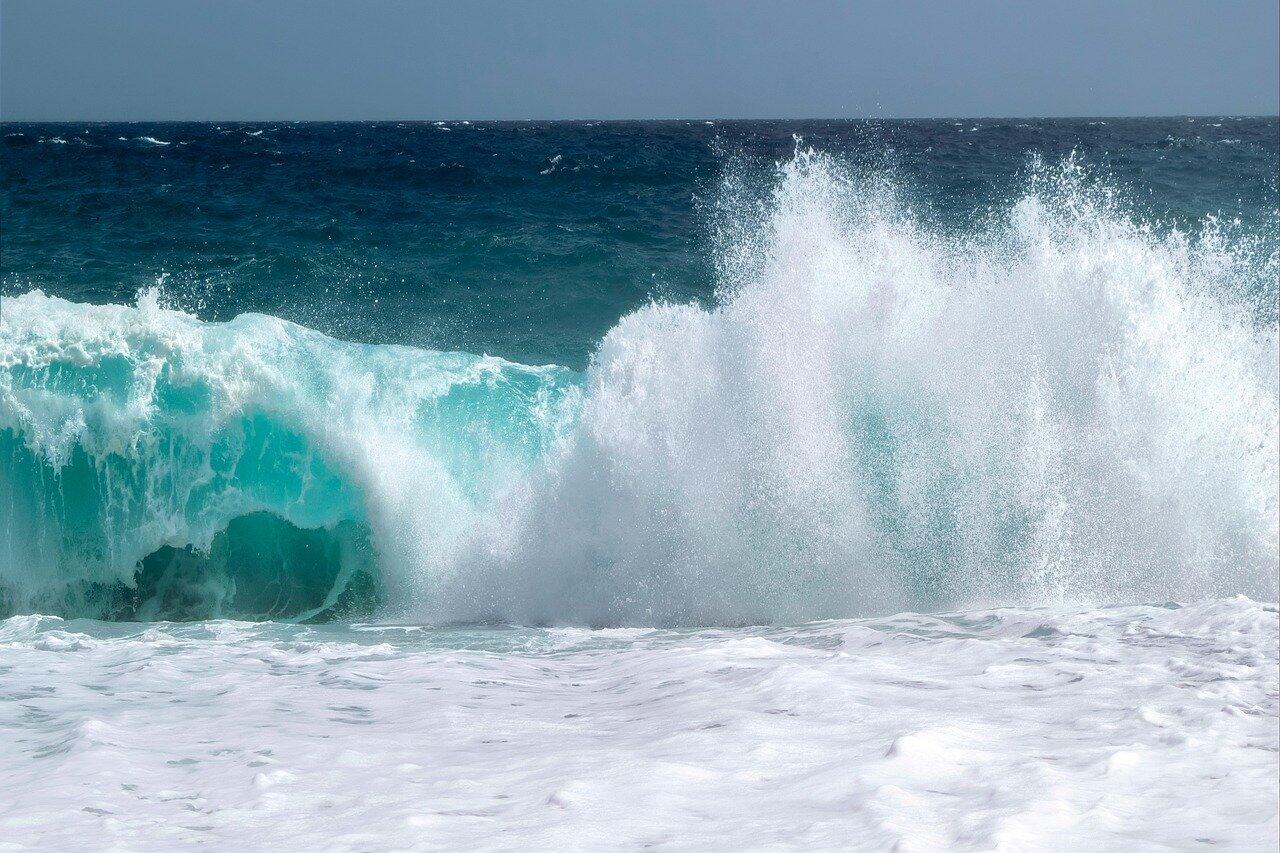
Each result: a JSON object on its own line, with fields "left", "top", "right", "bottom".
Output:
{"left": 0, "top": 290, "right": 579, "bottom": 620}
{"left": 2, "top": 153, "right": 1277, "bottom": 623}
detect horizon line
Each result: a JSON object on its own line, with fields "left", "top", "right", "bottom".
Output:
{"left": 3, "top": 113, "right": 1278, "bottom": 124}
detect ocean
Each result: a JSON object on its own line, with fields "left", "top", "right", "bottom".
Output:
{"left": 2, "top": 119, "right": 1277, "bottom": 849}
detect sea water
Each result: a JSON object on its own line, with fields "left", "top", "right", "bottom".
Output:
{"left": 2, "top": 119, "right": 1277, "bottom": 849}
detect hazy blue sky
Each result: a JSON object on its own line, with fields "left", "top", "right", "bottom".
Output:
{"left": 2, "top": 0, "right": 1277, "bottom": 120}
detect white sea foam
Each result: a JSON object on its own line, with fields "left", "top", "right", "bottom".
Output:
{"left": 0, "top": 599, "right": 1274, "bottom": 849}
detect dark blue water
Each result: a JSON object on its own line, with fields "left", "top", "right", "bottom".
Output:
{"left": 4, "top": 118, "right": 1276, "bottom": 367}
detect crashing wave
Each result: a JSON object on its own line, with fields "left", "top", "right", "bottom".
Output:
{"left": 2, "top": 153, "right": 1276, "bottom": 623}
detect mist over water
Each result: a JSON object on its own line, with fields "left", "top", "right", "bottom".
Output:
{"left": 3, "top": 144, "right": 1275, "bottom": 624}
{"left": 437, "top": 150, "right": 1279, "bottom": 623}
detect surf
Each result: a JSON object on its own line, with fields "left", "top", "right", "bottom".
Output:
{"left": 2, "top": 151, "right": 1276, "bottom": 624}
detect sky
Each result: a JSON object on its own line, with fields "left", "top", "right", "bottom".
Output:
{"left": 1, "top": 0, "right": 1277, "bottom": 121}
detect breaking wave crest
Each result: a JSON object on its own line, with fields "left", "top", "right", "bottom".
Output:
{"left": 2, "top": 152, "right": 1276, "bottom": 623}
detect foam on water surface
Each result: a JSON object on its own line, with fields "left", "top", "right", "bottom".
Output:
{"left": 1, "top": 599, "right": 1275, "bottom": 850}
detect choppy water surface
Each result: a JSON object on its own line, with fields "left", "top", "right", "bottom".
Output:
{"left": 5, "top": 119, "right": 1276, "bottom": 367}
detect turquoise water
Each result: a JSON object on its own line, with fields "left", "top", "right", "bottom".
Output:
{"left": 2, "top": 120, "right": 1277, "bottom": 623}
